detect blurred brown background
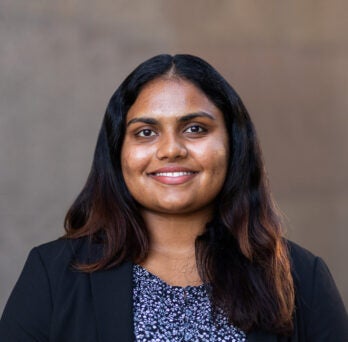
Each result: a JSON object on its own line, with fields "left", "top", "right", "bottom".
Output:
{"left": 1, "top": 1, "right": 347, "bottom": 312}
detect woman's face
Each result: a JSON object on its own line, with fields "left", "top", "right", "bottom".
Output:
{"left": 121, "top": 78, "right": 229, "bottom": 216}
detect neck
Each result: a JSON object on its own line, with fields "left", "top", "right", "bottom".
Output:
{"left": 139, "top": 208, "right": 213, "bottom": 286}
{"left": 141, "top": 208, "right": 212, "bottom": 254}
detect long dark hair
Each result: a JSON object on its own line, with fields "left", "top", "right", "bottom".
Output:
{"left": 64, "top": 54, "right": 295, "bottom": 334}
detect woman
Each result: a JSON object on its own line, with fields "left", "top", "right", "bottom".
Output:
{"left": 0, "top": 54, "right": 347, "bottom": 341}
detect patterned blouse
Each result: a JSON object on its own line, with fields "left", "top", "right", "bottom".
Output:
{"left": 133, "top": 264, "right": 246, "bottom": 341}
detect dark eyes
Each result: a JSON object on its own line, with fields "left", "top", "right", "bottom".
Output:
{"left": 136, "top": 129, "right": 156, "bottom": 137}
{"left": 135, "top": 125, "right": 207, "bottom": 138}
{"left": 184, "top": 125, "right": 206, "bottom": 134}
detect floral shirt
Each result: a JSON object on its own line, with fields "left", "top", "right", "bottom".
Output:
{"left": 133, "top": 264, "right": 246, "bottom": 341}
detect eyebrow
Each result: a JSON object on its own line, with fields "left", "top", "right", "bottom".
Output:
{"left": 127, "top": 117, "right": 157, "bottom": 126}
{"left": 126, "top": 111, "right": 215, "bottom": 126}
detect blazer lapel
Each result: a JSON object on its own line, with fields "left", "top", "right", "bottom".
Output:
{"left": 90, "top": 261, "right": 134, "bottom": 342}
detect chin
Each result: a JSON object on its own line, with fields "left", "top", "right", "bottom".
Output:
{"left": 156, "top": 201, "right": 213, "bottom": 215}
{"left": 157, "top": 205, "right": 194, "bottom": 214}
{"left": 143, "top": 201, "right": 196, "bottom": 215}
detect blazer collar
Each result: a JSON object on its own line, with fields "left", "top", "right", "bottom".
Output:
{"left": 89, "top": 244, "right": 134, "bottom": 342}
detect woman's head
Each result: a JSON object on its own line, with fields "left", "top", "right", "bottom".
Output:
{"left": 65, "top": 54, "right": 270, "bottom": 258}
{"left": 65, "top": 54, "right": 272, "bottom": 257}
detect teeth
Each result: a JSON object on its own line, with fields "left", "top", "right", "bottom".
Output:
{"left": 155, "top": 171, "right": 194, "bottom": 177}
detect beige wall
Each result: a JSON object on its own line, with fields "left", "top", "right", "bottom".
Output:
{"left": 1, "top": 1, "right": 347, "bottom": 312}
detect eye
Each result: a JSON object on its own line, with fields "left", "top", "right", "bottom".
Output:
{"left": 184, "top": 125, "right": 207, "bottom": 134}
{"left": 136, "top": 129, "right": 157, "bottom": 137}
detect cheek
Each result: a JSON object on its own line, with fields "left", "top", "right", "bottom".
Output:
{"left": 192, "top": 140, "right": 229, "bottom": 174}
{"left": 121, "top": 145, "right": 152, "bottom": 176}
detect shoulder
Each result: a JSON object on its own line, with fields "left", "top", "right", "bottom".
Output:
{"left": 0, "top": 238, "right": 90, "bottom": 340}
{"left": 1, "top": 237, "right": 132, "bottom": 341}
{"left": 23, "top": 237, "right": 102, "bottom": 297}
{"left": 285, "top": 239, "right": 340, "bottom": 294}
{"left": 32, "top": 237, "right": 90, "bottom": 264}
{"left": 285, "top": 239, "right": 336, "bottom": 300}
{"left": 285, "top": 239, "right": 348, "bottom": 340}
{"left": 286, "top": 239, "right": 319, "bottom": 279}
{"left": 28, "top": 237, "right": 90, "bottom": 274}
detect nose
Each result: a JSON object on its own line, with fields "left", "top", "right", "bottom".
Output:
{"left": 156, "top": 133, "right": 188, "bottom": 161}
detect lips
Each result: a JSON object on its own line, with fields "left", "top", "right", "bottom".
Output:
{"left": 148, "top": 167, "right": 198, "bottom": 185}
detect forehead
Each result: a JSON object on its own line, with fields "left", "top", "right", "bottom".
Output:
{"left": 126, "top": 78, "right": 222, "bottom": 120}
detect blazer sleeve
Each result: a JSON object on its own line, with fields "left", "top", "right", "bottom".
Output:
{"left": 0, "top": 247, "right": 52, "bottom": 341}
{"left": 303, "top": 256, "right": 348, "bottom": 341}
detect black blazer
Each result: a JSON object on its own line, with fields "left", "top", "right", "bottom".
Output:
{"left": 0, "top": 238, "right": 347, "bottom": 341}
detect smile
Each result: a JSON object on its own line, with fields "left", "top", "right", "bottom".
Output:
{"left": 153, "top": 171, "right": 196, "bottom": 177}
{"left": 148, "top": 168, "right": 198, "bottom": 185}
